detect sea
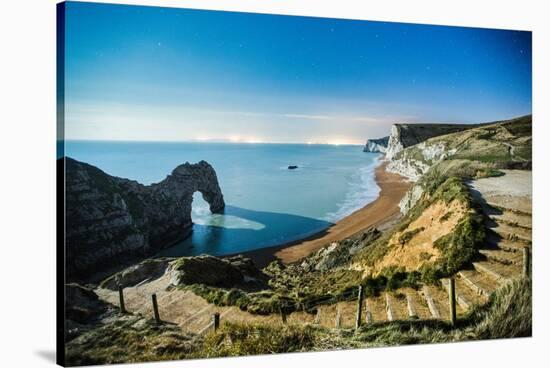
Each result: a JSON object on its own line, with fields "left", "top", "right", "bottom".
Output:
{"left": 65, "top": 141, "right": 381, "bottom": 257}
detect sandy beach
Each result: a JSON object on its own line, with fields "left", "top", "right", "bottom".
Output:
{"left": 243, "top": 161, "right": 412, "bottom": 267}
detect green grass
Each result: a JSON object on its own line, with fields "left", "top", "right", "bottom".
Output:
{"left": 199, "top": 323, "right": 318, "bottom": 357}
{"left": 65, "top": 315, "right": 200, "bottom": 365}
{"left": 187, "top": 284, "right": 298, "bottom": 315}
{"left": 398, "top": 227, "right": 424, "bottom": 245}
{"left": 512, "top": 146, "right": 532, "bottom": 161}
{"left": 66, "top": 278, "right": 531, "bottom": 364}
{"left": 433, "top": 212, "right": 485, "bottom": 275}
{"left": 351, "top": 276, "right": 532, "bottom": 345}
{"left": 500, "top": 115, "right": 532, "bottom": 136}
{"left": 429, "top": 176, "right": 472, "bottom": 203}
{"left": 187, "top": 266, "right": 365, "bottom": 315}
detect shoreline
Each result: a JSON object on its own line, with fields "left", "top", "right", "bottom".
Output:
{"left": 241, "top": 161, "right": 412, "bottom": 267}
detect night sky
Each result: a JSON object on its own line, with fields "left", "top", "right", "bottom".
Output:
{"left": 64, "top": 2, "right": 532, "bottom": 144}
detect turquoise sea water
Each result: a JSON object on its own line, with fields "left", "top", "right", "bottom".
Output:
{"left": 65, "top": 141, "right": 381, "bottom": 256}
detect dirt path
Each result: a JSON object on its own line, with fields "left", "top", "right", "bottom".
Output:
{"left": 96, "top": 275, "right": 474, "bottom": 333}
{"left": 96, "top": 274, "right": 302, "bottom": 334}
{"left": 458, "top": 170, "right": 532, "bottom": 300}
{"left": 502, "top": 142, "right": 528, "bottom": 162}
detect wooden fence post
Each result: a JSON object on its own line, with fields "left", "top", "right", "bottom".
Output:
{"left": 523, "top": 247, "right": 530, "bottom": 278}
{"left": 422, "top": 285, "right": 440, "bottom": 319}
{"left": 314, "top": 308, "right": 321, "bottom": 324}
{"left": 448, "top": 278, "right": 456, "bottom": 326}
{"left": 152, "top": 293, "right": 161, "bottom": 325}
{"left": 365, "top": 299, "right": 373, "bottom": 324}
{"left": 335, "top": 305, "right": 341, "bottom": 328}
{"left": 385, "top": 293, "right": 394, "bottom": 321}
{"left": 280, "top": 306, "right": 287, "bottom": 324}
{"left": 212, "top": 312, "right": 220, "bottom": 331}
{"left": 405, "top": 292, "right": 417, "bottom": 318}
{"left": 355, "top": 285, "right": 364, "bottom": 329}
{"left": 118, "top": 286, "right": 126, "bottom": 314}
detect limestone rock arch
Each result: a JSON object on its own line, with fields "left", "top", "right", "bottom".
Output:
{"left": 64, "top": 157, "right": 225, "bottom": 280}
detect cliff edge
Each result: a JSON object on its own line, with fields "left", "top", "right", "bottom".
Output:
{"left": 385, "top": 123, "right": 478, "bottom": 160}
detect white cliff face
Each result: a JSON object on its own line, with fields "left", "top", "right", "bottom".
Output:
{"left": 363, "top": 136, "right": 389, "bottom": 153}
{"left": 385, "top": 132, "right": 457, "bottom": 214}
{"left": 385, "top": 125, "right": 404, "bottom": 160}
{"left": 387, "top": 140, "right": 456, "bottom": 182}
{"left": 398, "top": 184, "right": 424, "bottom": 214}
{"left": 418, "top": 142, "right": 456, "bottom": 161}
{"left": 387, "top": 157, "right": 430, "bottom": 182}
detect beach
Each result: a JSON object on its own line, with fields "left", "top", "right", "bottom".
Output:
{"left": 69, "top": 141, "right": 383, "bottom": 258}
{"left": 243, "top": 161, "right": 412, "bottom": 266}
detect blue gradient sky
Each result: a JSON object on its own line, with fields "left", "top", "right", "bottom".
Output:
{"left": 64, "top": 2, "right": 532, "bottom": 144}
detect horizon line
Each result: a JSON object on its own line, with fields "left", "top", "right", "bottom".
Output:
{"left": 60, "top": 138, "right": 365, "bottom": 146}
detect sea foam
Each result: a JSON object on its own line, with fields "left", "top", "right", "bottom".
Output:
{"left": 324, "top": 157, "right": 381, "bottom": 222}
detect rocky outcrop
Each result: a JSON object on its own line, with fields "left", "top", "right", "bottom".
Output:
{"left": 363, "top": 136, "right": 389, "bottom": 153}
{"left": 66, "top": 283, "right": 109, "bottom": 323}
{"left": 100, "top": 258, "right": 171, "bottom": 290}
{"left": 168, "top": 255, "right": 266, "bottom": 287}
{"left": 65, "top": 283, "right": 112, "bottom": 341}
{"left": 385, "top": 123, "right": 474, "bottom": 160}
{"left": 64, "top": 157, "right": 225, "bottom": 281}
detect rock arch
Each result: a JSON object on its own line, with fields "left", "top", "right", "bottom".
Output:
{"left": 64, "top": 157, "right": 225, "bottom": 280}
{"left": 155, "top": 160, "right": 225, "bottom": 214}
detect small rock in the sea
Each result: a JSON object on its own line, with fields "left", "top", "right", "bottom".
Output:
{"left": 288, "top": 165, "right": 298, "bottom": 170}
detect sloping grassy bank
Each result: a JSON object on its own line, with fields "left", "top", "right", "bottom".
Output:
{"left": 66, "top": 277, "right": 531, "bottom": 365}
{"left": 351, "top": 176, "right": 486, "bottom": 287}
{"left": 198, "top": 276, "right": 530, "bottom": 349}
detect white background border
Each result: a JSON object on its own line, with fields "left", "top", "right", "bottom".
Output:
{"left": 0, "top": 0, "right": 548, "bottom": 367}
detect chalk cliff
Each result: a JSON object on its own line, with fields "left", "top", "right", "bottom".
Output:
{"left": 385, "top": 115, "right": 532, "bottom": 214}
{"left": 387, "top": 140, "right": 457, "bottom": 181}
{"left": 385, "top": 123, "right": 475, "bottom": 160}
{"left": 363, "top": 136, "right": 389, "bottom": 153}
{"left": 64, "top": 157, "right": 225, "bottom": 280}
